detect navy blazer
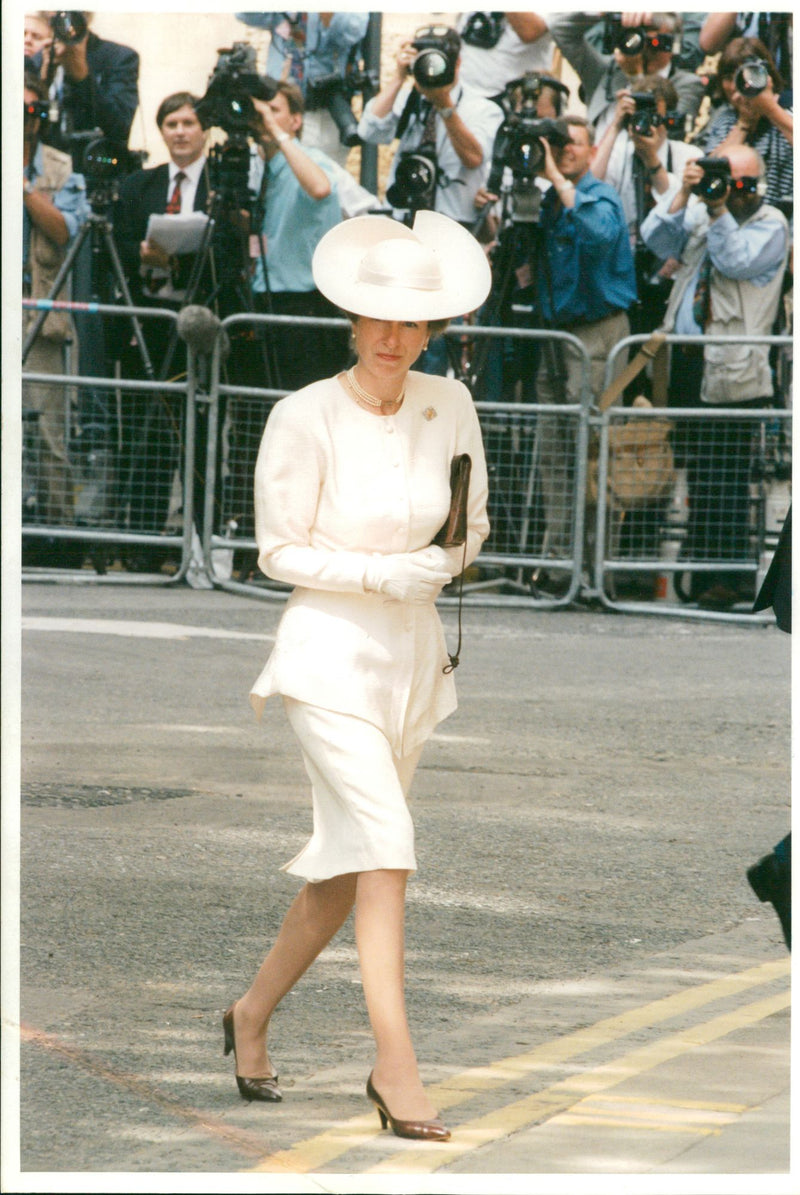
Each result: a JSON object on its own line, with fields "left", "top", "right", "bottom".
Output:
{"left": 62, "top": 32, "right": 140, "bottom": 145}
{"left": 113, "top": 162, "right": 210, "bottom": 302}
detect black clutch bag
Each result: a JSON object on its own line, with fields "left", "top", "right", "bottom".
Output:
{"left": 433, "top": 454, "right": 471, "bottom": 548}
{"left": 433, "top": 453, "right": 471, "bottom": 673}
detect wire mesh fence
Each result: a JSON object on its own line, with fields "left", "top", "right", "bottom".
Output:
{"left": 19, "top": 308, "right": 791, "bottom": 619}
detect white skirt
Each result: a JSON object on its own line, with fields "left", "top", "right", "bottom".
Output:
{"left": 281, "top": 697, "right": 423, "bottom": 883}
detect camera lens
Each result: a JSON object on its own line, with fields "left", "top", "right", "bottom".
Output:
{"left": 617, "top": 29, "right": 645, "bottom": 56}
{"left": 413, "top": 49, "right": 449, "bottom": 87}
{"left": 701, "top": 175, "right": 728, "bottom": 201}
{"left": 735, "top": 60, "right": 770, "bottom": 97}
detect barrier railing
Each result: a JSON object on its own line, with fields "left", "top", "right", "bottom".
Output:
{"left": 199, "top": 315, "right": 594, "bottom": 608}
{"left": 21, "top": 303, "right": 196, "bottom": 584}
{"left": 592, "top": 333, "right": 792, "bottom": 621}
{"left": 20, "top": 306, "right": 791, "bottom": 621}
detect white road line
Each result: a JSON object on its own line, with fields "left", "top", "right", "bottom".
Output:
{"left": 21, "top": 617, "right": 275, "bottom": 643}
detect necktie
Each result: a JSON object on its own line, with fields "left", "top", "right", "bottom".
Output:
{"left": 166, "top": 170, "right": 185, "bottom": 215}
{"left": 692, "top": 254, "right": 712, "bottom": 329}
{"left": 421, "top": 102, "right": 438, "bottom": 147}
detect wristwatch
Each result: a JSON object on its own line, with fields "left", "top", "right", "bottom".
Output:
{"left": 438, "top": 106, "right": 456, "bottom": 121}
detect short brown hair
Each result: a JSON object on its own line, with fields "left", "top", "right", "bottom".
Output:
{"left": 565, "top": 114, "right": 595, "bottom": 145}
{"left": 156, "top": 91, "right": 201, "bottom": 130}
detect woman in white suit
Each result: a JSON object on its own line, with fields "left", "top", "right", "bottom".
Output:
{"left": 223, "top": 211, "right": 491, "bottom": 1141}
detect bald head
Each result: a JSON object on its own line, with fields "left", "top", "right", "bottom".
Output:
{"left": 723, "top": 145, "right": 763, "bottom": 181}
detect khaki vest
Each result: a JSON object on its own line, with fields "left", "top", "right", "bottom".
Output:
{"left": 25, "top": 144, "right": 77, "bottom": 343}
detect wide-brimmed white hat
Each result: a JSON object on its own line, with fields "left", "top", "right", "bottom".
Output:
{"left": 312, "top": 210, "right": 492, "bottom": 322}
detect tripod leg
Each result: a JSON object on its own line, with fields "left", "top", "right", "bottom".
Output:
{"left": 101, "top": 225, "right": 156, "bottom": 380}
{"left": 22, "top": 220, "right": 92, "bottom": 364}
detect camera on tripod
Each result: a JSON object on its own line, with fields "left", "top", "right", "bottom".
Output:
{"left": 51, "top": 11, "right": 88, "bottom": 43}
{"left": 195, "top": 43, "right": 277, "bottom": 137}
{"left": 734, "top": 57, "right": 770, "bottom": 97}
{"left": 691, "top": 156, "right": 732, "bottom": 202}
{"left": 409, "top": 25, "right": 461, "bottom": 89}
{"left": 487, "top": 75, "right": 571, "bottom": 195}
{"left": 195, "top": 44, "right": 278, "bottom": 206}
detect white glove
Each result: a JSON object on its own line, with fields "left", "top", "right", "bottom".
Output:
{"left": 364, "top": 551, "right": 452, "bottom": 604}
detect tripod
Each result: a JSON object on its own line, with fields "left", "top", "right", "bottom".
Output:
{"left": 463, "top": 182, "right": 567, "bottom": 576}
{"left": 22, "top": 189, "right": 155, "bottom": 379}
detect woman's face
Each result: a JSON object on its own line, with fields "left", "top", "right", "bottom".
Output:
{"left": 353, "top": 317, "right": 430, "bottom": 383}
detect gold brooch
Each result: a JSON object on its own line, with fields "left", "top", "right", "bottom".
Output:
{"left": 423, "top": 406, "right": 437, "bottom": 421}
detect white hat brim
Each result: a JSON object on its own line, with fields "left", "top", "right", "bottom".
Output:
{"left": 312, "top": 210, "right": 492, "bottom": 322}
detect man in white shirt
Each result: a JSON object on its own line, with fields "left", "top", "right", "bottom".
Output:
{"left": 358, "top": 24, "right": 503, "bottom": 226}
{"left": 456, "top": 12, "right": 555, "bottom": 101}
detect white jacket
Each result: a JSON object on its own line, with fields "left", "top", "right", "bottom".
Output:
{"left": 250, "top": 372, "right": 490, "bottom": 756}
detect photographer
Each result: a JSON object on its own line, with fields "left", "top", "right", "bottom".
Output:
{"left": 358, "top": 24, "right": 503, "bottom": 225}
{"left": 42, "top": 12, "right": 140, "bottom": 164}
{"left": 641, "top": 147, "right": 789, "bottom": 610}
{"left": 532, "top": 116, "right": 637, "bottom": 573}
{"left": 236, "top": 12, "right": 369, "bottom": 166}
{"left": 22, "top": 71, "right": 90, "bottom": 563}
{"left": 247, "top": 80, "right": 346, "bottom": 389}
{"left": 456, "top": 12, "right": 555, "bottom": 101}
{"left": 693, "top": 38, "right": 792, "bottom": 207}
{"left": 592, "top": 77, "right": 701, "bottom": 330}
{"left": 547, "top": 12, "right": 705, "bottom": 140}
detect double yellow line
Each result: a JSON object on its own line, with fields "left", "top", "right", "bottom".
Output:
{"left": 249, "top": 956, "right": 789, "bottom": 1175}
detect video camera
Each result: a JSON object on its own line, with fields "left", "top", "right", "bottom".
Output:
{"left": 734, "top": 57, "right": 770, "bottom": 97}
{"left": 306, "top": 48, "right": 377, "bottom": 148}
{"left": 80, "top": 135, "right": 147, "bottom": 206}
{"left": 691, "top": 156, "right": 732, "bottom": 202}
{"left": 602, "top": 15, "right": 675, "bottom": 58}
{"left": 195, "top": 44, "right": 278, "bottom": 207}
{"left": 51, "top": 11, "right": 88, "bottom": 44}
{"left": 195, "top": 43, "right": 277, "bottom": 137}
{"left": 487, "top": 74, "right": 571, "bottom": 197}
{"left": 410, "top": 24, "right": 461, "bottom": 90}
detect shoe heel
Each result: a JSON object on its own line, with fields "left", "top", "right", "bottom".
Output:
{"left": 222, "top": 1007, "right": 235, "bottom": 1057}
{"left": 375, "top": 1106, "right": 388, "bottom": 1130}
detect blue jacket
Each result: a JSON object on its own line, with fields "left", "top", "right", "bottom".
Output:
{"left": 537, "top": 171, "right": 637, "bottom": 327}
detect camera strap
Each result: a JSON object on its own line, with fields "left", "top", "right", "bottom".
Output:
{"left": 396, "top": 89, "right": 423, "bottom": 140}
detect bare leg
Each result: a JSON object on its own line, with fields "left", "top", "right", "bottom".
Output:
{"left": 355, "top": 868, "right": 438, "bottom": 1121}
{"left": 232, "top": 871, "right": 357, "bottom": 1077}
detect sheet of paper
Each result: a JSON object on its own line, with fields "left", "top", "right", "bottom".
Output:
{"left": 145, "top": 212, "right": 212, "bottom": 255}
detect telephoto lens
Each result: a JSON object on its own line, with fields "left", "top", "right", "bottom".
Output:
{"left": 734, "top": 58, "right": 770, "bottom": 97}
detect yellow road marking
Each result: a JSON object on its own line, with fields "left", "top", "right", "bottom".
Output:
{"left": 365, "top": 989, "right": 789, "bottom": 1174}
{"left": 249, "top": 957, "right": 788, "bottom": 1174}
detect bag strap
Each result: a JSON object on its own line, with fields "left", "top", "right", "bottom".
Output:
{"left": 596, "top": 330, "right": 668, "bottom": 412}
{"left": 442, "top": 539, "right": 468, "bottom": 674}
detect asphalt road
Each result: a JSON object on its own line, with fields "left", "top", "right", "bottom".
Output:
{"left": 7, "top": 581, "right": 792, "bottom": 1193}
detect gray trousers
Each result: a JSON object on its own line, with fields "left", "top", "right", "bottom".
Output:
{"left": 535, "top": 310, "right": 630, "bottom": 557}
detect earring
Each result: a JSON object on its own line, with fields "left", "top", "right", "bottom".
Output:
{"left": 423, "top": 340, "right": 430, "bottom": 350}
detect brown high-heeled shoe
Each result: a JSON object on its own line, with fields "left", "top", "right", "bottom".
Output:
{"left": 222, "top": 1004, "right": 282, "bottom": 1103}
{"left": 366, "top": 1072, "right": 450, "bottom": 1141}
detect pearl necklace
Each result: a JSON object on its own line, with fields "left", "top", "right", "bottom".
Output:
{"left": 346, "top": 367, "right": 404, "bottom": 411}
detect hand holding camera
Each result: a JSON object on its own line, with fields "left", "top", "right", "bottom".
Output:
{"left": 51, "top": 11, "right": 90, "bottom": 81}
{"left": 685, "top": 156, "right": 731, "bottom": 213}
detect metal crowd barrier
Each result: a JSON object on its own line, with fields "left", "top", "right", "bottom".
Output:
{"left": 592, "top": 333, "right": 792, "bottom": 621}
{"left": 199, "top": 315, "right": 594, "bottom": 609}
{"left": 21, "top": 302, "right": 196, "bottom": 584}
{"left": 20, "top": 305, "right": 792, "bottom": 623}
